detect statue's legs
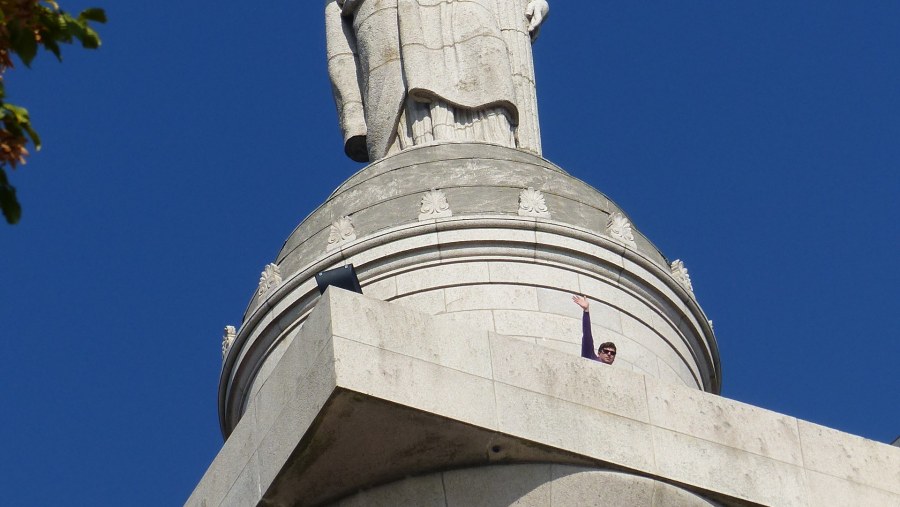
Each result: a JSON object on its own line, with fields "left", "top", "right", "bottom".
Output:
{"left": 393, "top": 98, "right": 516, "bottom": 153}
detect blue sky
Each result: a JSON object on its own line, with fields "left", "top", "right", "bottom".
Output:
{"left": 2, "top": 1, "right": 898, "bottom": 505}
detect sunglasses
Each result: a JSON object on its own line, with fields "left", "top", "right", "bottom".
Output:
{"left": 599, "top": 349, "right": 616, "bottom": 356}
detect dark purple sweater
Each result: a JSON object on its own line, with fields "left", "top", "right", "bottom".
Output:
{"left": 580, "top": 311, "right": 599, "bottom": 362}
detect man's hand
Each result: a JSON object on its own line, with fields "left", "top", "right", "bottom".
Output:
{"left": 572, "top": 295, "right": 589, "bottom": 312}
{"left": 525, "top": 0, "right": 549, "bottom": 41}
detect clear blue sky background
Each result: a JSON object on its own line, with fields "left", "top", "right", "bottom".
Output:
{"left": 1, "top": 1, "right": 898, "bottom": 505}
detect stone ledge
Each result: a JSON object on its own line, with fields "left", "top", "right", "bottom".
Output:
{"left": 192, "top": 289, "right": 900, "bottom": 507}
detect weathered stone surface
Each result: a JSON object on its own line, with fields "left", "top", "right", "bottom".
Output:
{"left": 191, "top": 290, "right": 900, "bottom": 507}
{"left": 646, "top": 377, "right": 804, "bottom": 466}
{"left": 798, "top": 420, "right": 900, "bottom": 495}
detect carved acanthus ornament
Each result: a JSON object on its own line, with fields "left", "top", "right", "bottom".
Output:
{"left": 418, "top": 188, "right": 452, "bottom": 220}
{"left": 257, "top": 263, "right": 282, "bottom": 296}
{"left": 670, "top": 259, "right": 694, "bottom": 294}
{"left": 221, "top": 325, "right": 236, "bottom": 360}
{"left": 518, "top": 187, "right": 550, "bottom": 218}
{"left": 327, "top": 216, "right": 357, "bottom": 251}
{"left": 605, "top": 212, "right": 636, "bottom": 248}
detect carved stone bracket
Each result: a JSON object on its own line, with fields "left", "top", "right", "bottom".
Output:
{"left": 605, "top": 212, "right": 637, "bottom": 248}
{"left": 221, "top": 325, "right": 236, "bottom": 360}
{"left": 418, "top": 188, "right": 452, "bottom": 220}
{"left": 670, "top": 259, "right": 694, "bottom": 294}
{"left": 258, "top": 263, "right": 282, "bottom": 296}
{"left": 327, "top": 216, "right": 357, "bottom": 252}
{"left": 518, "top": 187, "right": 550, "bottom": 218}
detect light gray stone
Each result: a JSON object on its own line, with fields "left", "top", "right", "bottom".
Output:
{"left": 328, "top": 289, "right": 494, "bottom": 379}
{"left": 334, "top": 473, "right": 447, "bottom": 507}
{"left": 493, "top": 309, "right": 580, "bottom": 342}
{"left": 488, "top": 260, "right": 579, "bottom": 289}
{"left": 805, "top": 469, "right": 900, "bottom": 507}
{"left": 361, "top": 276, "right": 397, "bottom": 300}
{"left": 445, "top": 284, "right": 540, "bottom": 313}
{"left": 798, "top": 420, "right": 900, "bottom": 495}
{"left": 394, "top": 261, "right": 491, "bottom": 294}
{"left": 651, "top": 426, "right": 809, "bottom": 507}
{"left": 392, "top": 288, "right": 447, "bottom": 315}
{"left": 548, "top": 466, "right": 719, "bottom": 507}
{"left": 444, "top": 464, "right": 552, "bottom": 507}
{"left": 432, "top": 309, "right": 496, "bottom": 332}
{"left": 220, "top": 454, "right": 261, "bottom": 507}
{"left": 494, "top": 382, "right": 656, "bottom": 471}
{"left": 195, "top": 291, "right": 899, "bottom": 507}
{"left": 647, "top": 377, "right": 804, "bottom": 465}
{"left": 489, "top": 332, "right": 650, "bottom": 423}
{"left": 332, "top": 336, "right": 499, "bottom": 429}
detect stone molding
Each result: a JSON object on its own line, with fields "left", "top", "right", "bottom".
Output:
{"left": 277, "top": 144, "right": 672, "bottom": 289}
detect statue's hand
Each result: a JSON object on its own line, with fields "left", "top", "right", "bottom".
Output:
{"left": 525, "top": 0, "right": 549, "bottom": 41}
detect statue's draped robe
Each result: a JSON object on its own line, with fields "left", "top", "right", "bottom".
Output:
{"left": 326, "top": 0, "right": 541, "bottom": 162}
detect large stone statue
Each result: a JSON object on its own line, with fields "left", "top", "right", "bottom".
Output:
{"left": 325, "top": 0, "right": 549, "bottom": 162}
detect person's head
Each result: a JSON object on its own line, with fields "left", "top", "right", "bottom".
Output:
{"left": 597, "top": 342, "right": 617, "bottom": 364}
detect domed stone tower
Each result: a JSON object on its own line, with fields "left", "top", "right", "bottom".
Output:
{"left": 218, "top": 143, "right": 721, "bottom": 440}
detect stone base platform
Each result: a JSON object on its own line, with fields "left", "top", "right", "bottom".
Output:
{"left": 189, "top": 289, "right": 900, "bottom": 506}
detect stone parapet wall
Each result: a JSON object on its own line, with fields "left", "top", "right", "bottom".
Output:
{"left": 191, "top": 290, "right": 900, "bottom": 507}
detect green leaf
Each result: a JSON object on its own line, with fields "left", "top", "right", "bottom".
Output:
{"left": 2, "top": 104, "right": 41, "bottom": 149}
{"left": 8, "top": 23, "right": 38, "bottom": 67}
{"left": 0, "top": 168, "right": 22, "bottom": 224}
{"left": 78, "top": 8, "right": 107, "bottom": 23}
{"left": 42, "top": 36, "right": 63, "bottom": 61}
{"left": 80, "top": 27, "right": 101, "bottom": 49}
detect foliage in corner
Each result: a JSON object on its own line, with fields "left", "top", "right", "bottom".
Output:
{"left": 0, "top": 0, "right": 105, "bottom": 224}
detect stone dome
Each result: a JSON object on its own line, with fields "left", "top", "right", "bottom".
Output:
{"left": 219, "top": 143, "right": 720, "bottom": 436}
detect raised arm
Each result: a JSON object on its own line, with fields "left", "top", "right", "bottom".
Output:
{"left": 573, "top": 295, "right": 595, "bottom": 360}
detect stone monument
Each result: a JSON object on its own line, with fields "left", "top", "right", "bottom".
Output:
{"left": 187, "top": 3, "right": 900, "bottom": 505}
{"left": 326, "top": 0, "right": 548, "bottom": 162}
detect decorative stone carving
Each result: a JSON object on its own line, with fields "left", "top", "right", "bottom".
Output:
{"left": 327, "top": 216, "right": 356, "bottom": 251}
{"left": 670, "top": 259, "right": 694, "bottom": 293}
{"left": 325, "top": 0, "right": 550, "bottom": 162}
{"left": 605, "top": 212, "right": 637, "bottom": 248}
{"left": 258, "top": 263, "right": 282, "bottom": 296}
{"left": 518, "top": 187, "right": 550, "bottom": 218}
{"left": 221, "top": 325, "right": 236, "bottom": 360}
{"left": 418, "top": 188, "right": 452, "bottom": 220}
